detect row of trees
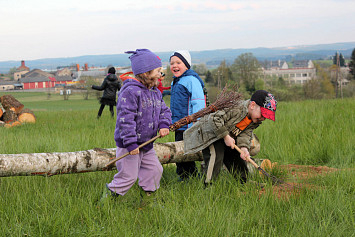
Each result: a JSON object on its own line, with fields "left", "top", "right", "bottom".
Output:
{"left": 178, "top": 50, "right": 355, "bottom": 102}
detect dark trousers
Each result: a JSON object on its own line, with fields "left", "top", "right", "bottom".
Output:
{"left": 202, "top": 139, "right": 248, "bottom": 184}
{"left": 175, "top": 130, "right": 198, "bottom": 179}
{"left": 97, "top": 104, "right": 114, "bottom": 117}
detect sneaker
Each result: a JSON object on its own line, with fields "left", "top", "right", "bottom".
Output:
{"left": 139, "top": 189, "right": 162, "bottom": 208}
{"left": 99, "top": 184, "right": 120, "bottom": 202}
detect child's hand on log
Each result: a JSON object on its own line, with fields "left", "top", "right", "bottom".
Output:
{"left": 159, "top": 128, "right": 170, "bottom": 137}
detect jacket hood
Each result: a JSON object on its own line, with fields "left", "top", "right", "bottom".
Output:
{"left": 107, "top": 73, "right": 118, "bottom": 81}
{"left": 119, "top": 71, "right": 135, "bottom": 82}
{"left": 174, "top": 69, "right": 204, "bottom": 88}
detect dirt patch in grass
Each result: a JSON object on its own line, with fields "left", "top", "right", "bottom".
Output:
{"left": 283, "top": 164, "right": 339, "bottom": 179}
{"left": 258, "top": 164, "right": 340, "bottom": 199}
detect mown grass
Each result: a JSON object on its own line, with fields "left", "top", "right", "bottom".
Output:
{"left": 0, "top": 91, "right": 354, "bottom": 236}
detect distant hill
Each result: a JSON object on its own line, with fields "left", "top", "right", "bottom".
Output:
{"left": 1, "top": 42, "right": 354, "bottom": 73}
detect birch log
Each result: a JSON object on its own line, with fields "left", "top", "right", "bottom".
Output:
{"left": 0, "top": 141, "right": 202, "bottom": 177}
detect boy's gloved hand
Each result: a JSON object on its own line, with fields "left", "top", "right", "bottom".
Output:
{"left": 223, "top": 135, "right": 235, "bottom": 148}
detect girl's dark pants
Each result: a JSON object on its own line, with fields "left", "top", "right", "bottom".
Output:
{"left": 97, "top": 104, "right": 114, "bottom": 118}
{"left": 202, "top": 139, "right": 248, "bottom": 184}
{"left": 175, "top": 130, "right": 198, "bottom": 180}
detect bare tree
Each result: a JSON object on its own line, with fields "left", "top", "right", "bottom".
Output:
{"left": 231, "top": 53, "right": 262, "bottom": 92}
{"left": 192, "top": 63, "right": 208, "bottom": 75}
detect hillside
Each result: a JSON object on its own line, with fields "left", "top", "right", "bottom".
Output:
{"left": 0, "top": 41, "right": 354, "bottom": 73}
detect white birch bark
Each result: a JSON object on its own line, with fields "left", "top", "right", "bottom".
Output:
{"left": 0, "top": 141, "right": 203, "bottom": 177}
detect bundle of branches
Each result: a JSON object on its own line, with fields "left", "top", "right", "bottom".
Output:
{"left": 169, "top": 84, "right": 242, "bottom": 131}
{"left": 105, "top": 84, "right": 242, "bottom": 168}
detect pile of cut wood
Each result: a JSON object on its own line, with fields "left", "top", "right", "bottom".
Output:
{"left": 0, "top": 95, "right": 36, "bottom": 128}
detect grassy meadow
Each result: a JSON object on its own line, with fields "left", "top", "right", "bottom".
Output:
{"left": 0, "top": 91, "right": 354, "bottom": 236}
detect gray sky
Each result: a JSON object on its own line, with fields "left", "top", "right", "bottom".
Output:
{"left": 1, "top": 0, "right": 354, "bottom": 61}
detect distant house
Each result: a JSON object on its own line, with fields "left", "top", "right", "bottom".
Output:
{"left": 262, "top": 60, "right": 316, "bottom": 84}
{"left": 56, "top": 68, "right": 72, "bottom": 77}
{"left": 20, "top": 69, "right": 74, "bottom": 90}
{"left": 55, "top": 76, "right": 74, "bottom": 86}
{"left": 263, "top": 60, "right": 288, "bottom": 70}
{"left": 292, "top": 60, "right": 314, "bottom": 69}
{"left": 14, "top": 60, "right": 30, "bottom": 80}
{"left": 17, "top": 60, "right": 30, "bottom": 71}
{"left": 0, "top": 80, "right": 17, "bottom": 90}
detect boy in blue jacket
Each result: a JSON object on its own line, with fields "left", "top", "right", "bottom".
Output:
{"left": 170, "top": 50, "right": 206, "bottom": 180}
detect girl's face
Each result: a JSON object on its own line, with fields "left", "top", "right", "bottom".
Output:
{"left": 170, "top": 56, "right": 188, "bottom": 78}
{"left": 146, "top": 67, "right": 162, "bottom": 88}
{"left": 150, "top": 67, "right": 162, "bottom": 81}
{"left": 138, "top": 67, "right": 162, "bottom": 88}
{"left": 248, "top": 102, "right": 266, "bottom": 123}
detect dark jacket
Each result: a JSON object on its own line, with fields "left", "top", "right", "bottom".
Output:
{"left": 92, "top": 74, "right": 121, "bottom": 101}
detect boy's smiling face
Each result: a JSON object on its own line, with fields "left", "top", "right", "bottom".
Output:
{"left": 170, "top": 56, "right": 188, "bottom": 78}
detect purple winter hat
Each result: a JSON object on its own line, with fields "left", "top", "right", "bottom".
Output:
{"left": 125, "top": 49, "right": 162, "bottom": 75}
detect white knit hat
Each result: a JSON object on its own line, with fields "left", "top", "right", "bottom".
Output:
{"left": 170, "top": 50, "right": 191, "bottom": 69}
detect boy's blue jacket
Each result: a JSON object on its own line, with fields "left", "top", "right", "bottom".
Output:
{"left": 170, "top": 69, "right": 206, "bottom": 131}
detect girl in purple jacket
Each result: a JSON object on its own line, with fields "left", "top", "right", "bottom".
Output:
{"left": 104, "top": 49, "right": 172, "bottom": 201}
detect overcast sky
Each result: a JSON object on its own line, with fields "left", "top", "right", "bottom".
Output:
{"left": 1, "top": 0, "right": 354, "bottom": 61}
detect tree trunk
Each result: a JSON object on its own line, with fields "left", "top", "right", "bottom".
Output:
{"left": 0, "top": 95, "right": 24, "bottom": 114}
{"left": 2, "top": 110, "right": 17, "bottom": 123}
{"left": 0, "top": 141, "right": 203, "bottom": 177}
{"left": 18, "top": 108, "right": 36, "bottom": 123}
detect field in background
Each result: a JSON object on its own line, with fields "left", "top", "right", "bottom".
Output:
{"left": 0, "top": 91, "right": 354, "bottom": 236}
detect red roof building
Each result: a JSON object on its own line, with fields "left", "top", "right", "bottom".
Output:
{"left": 17, "top": 60, "right": 30, "bottom": 72}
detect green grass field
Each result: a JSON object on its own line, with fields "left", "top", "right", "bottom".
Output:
{"left": 0, "top": 91, "right": 354, "bottom": 236}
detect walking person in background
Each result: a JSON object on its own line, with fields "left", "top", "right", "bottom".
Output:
{"left": 92, "top": 67, "right": 121, "bottom": 119}
{"left": 169, "top": 50, "right": 206, "bottom": 181}
{"left": 157, "top": 72, "right": 171, "bottom": 97}
{"left": 103, "top": 49, "right": 172, "bottom": 204}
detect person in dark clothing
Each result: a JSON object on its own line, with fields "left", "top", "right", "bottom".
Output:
{"left": 92, "top": 67, "right": 121, "bottom": 118}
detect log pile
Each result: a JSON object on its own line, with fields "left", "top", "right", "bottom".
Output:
{"left": 0, "top": 95, "right": 36, "bottom": 128}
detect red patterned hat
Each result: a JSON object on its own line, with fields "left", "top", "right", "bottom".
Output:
{"left": 251, "top": 90, "right": 277, "bottom": 121}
